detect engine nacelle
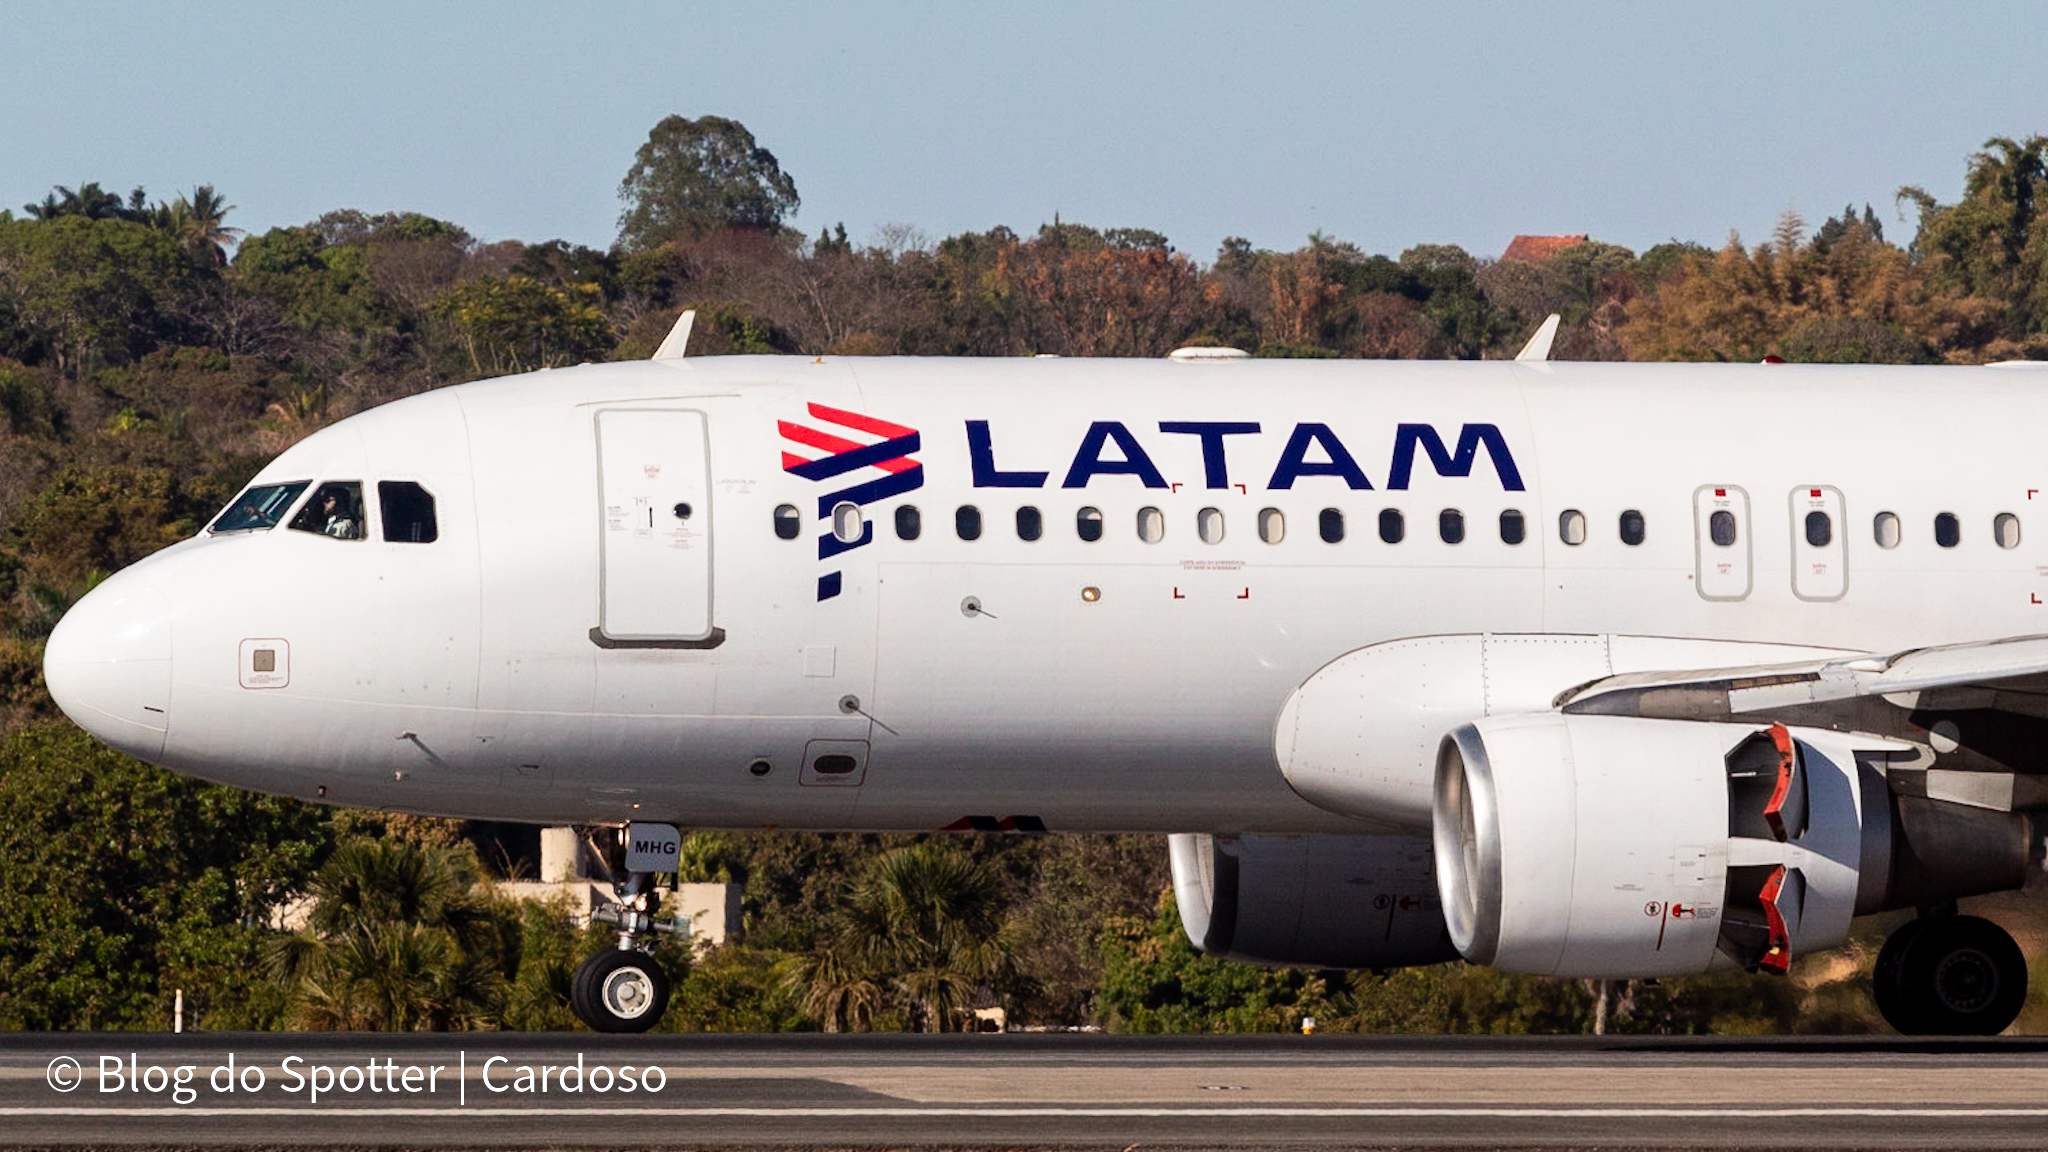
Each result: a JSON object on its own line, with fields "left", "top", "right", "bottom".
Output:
{"left": 1169, "top": 832, "right": 1459, "bottom": 969}
{"left": 1432, "top": 713, "right": 2032, "bottom": 979}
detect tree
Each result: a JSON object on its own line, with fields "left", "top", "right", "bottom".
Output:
{"left": 23, "top": 183, "right": 148, "bottom": 223}
{"left": 433, "top": 274, "right": 612, "bottom": 374}
{"left": 1, "top": 466, "right": 198, "bottom": 614}
{"left": 1620, "top": 219, "right": 1977, "bottom": 363}
{"left": 0, "top": 216, "right": 195, "bottom": 374}
{"left": 992, "top": 223, "right": 1214, "bottom": 356}
{"left": 616, "top": 115, "right": 800, "bottom": 252}
{"left": 1095, "top": 890, "right": 1330, "bottom": 1033}
{"left": 153, "top": 186, "right": 242, "bottom": 268}
{"left": 1900, "top": 135, "right": 2048, "bottom": 346}
{"left": 789, "top": 844, "right": 1014, "bottom": 1032}
{"left": 0, "top": 723, "right": 327, "bottom": 1029}
{"left": 1475, "top": 241, "right": 1638, "bottom": 360}
{"left": 268, "top": 838, "right": 521, "bottom": 1030}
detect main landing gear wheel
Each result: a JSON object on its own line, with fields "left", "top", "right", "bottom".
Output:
{"left": 571, "top": 949, "right": 671, "bottom": 1033}
{"left": 1873, "top": 915, "right": 2026, "bottom": 1036}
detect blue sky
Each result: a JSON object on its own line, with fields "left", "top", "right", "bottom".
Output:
{"left": 5, "top": 2, "right": 2043, "bottom": 262}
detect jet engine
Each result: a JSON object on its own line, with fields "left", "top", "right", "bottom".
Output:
{"left": 1432, "top": 712, "right": 2032, "bottom": 978}
{"left": 1169, "top": 832, "right": 1459, "bottom": 968}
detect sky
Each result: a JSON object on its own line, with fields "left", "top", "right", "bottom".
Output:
{"left": 4, "top": 2, "right": 2045, "bottom": 263}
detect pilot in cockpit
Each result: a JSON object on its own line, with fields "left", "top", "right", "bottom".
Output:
{"left": 316, "top": 488, "right": 358, "bottom": 539}
{"left": 287, "top": 481, "right": 366, "bottom": 541}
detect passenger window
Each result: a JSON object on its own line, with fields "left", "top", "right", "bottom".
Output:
{"left": 1559, "top": 509, "right": 1586, "bottom": 546}
{"left": 1379, "top": 508, "right": 1404, "bottom": 544}
{"left": 895, "top": 505, "right": 921, "bottom": 541}
{"left": 1804, "top": 510, "right": 1832, "bottom": 548}
{"left": 1016, "top": 505, "right": 1043, "bottom": 541}
{"left": 210, "top": 481, "right": 310, "bottom": 533}
{"left": 1873, "top": 511, "right": 1900, "bottom": 549}
{"left": 1319, "top": 508, "right": 1345, "bottom": 543}
{"left": 1077, "top": 506, "right": 1104, "bottom": 542}
{"left": 832, "top": 502, "right": 864, "bottom": 544}
{"left": 1197, "top": 507, "right": 1224, "bottom": 544}
{"left": 288, "top": 481, "right": 366, "bottom": 540}
{"left": 1499, "top": 509, "right": 1525, "bottom": 545}
{"left": 1137, "top": 506, "right": 1165, "bottom": 544}
{"left": 1709, "top": 509, "right": 1737, "bottom": 547}
{"left": 956, "top": 505, "right": 982, "bottom": 540}
{"left": 1996, "top": 513, "right": 2021, "bottom": 549}
{"left": 1439, "top": 509, "right": 1464, "bottom": 544}
{"left": 1619, "top": 509, "right": 1646, "bottom": 546}
{"left": 1935, "top": 512, "right": 1960, "bottom": 548}
{"left": 1258, "top": 507, "right": 1285, "bottom": 544}
{"left": 774, "top": 503, "right": 801, "bottom": 540}
{"left": 378, "top": 481, "right": 438, "bottom": 543}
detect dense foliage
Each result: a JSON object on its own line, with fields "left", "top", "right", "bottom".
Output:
{"left": 4, "top": 124, "right": 2048, "bottom": 1032}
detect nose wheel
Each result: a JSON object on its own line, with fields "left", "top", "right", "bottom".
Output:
{"left": 1873, "top": 914, "right": 2027, "bottom": 1036}
{"left": 568, "top": 845, "right": 690, "bottom": 1033}
{"left": 572, "top": 948, "right": 672, "bottom": 1033}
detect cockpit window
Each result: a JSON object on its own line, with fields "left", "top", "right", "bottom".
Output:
{"left": 209, "top": 481, "right": 310, "bottom": 533}
{"left": 287, "top": 481, "right": 366, "bottom": 540}
{"left": 379, "top": 481, "right": 439, "bottom": 543}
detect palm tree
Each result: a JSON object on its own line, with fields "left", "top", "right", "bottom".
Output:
{"left": 793, "top": 844, "right": 1014, "bottom": 1032}
{"left": 268, "top": 839, "right": 515, "bottom": 1030}
{"left": 22, "top": 182, "right": 128, "bottom": 220}
{"left": 781, "top": 944, "right": 885, "bottom": 1033}
{"left": 160, "top": 185, "right": 241, "bottom": 267}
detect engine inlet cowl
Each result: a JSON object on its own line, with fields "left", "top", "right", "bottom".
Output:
{"left": 1434, "top": 713, "right": 1869, "bottom": 978}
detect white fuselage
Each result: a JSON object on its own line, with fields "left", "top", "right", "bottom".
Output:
{"left": 42, "top": 355, "right": 2048, "bottom": 833}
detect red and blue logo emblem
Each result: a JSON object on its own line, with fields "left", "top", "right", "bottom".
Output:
{"left": 780, "top": 403, "right": 923, "bottom": 600}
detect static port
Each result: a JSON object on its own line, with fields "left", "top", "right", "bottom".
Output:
{"left": 748, "top": 759, "right": 773, "bottom": 777}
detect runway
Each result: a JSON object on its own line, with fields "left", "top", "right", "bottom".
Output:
{"left": 4, "top": 1032, "right": 2048, "bottom": 1149}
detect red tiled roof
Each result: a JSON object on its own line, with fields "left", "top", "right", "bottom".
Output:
{"left": 1501, "top": 234, "right": 1589, "bottom": 263}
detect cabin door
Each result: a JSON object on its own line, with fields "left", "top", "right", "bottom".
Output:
{"left": 594, "top": 408, "right": 716, "bottom": 643}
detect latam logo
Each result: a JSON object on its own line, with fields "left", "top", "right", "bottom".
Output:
{"left": 969, "top": 420, "right": 1525, "bottom": 492}
{"left": 780, "top": 403, "right": 924, "bottom": 600}
{"left": 782, "top": 408, "right": 1524, "bottom": 601}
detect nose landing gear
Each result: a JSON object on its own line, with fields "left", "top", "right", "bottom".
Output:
{"left": 1873, "top": 911, "right": 2027, "bottom": 1036}
{"left": 572, "top": 946, "right": 671, "bottom": 1032}
{"left": 569, "top": 827, "right": 691, "bottom": 1033}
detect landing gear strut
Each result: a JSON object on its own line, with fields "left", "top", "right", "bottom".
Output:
{"left": 569, "top": 832, "right": 690, "bottom": 1033}
{"left": 1873, "top": 912, "right": 2027, "bottom": 1036}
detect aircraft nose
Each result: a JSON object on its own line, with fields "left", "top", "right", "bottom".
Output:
{"left": 44, "top": 575, "right": 173, "bottom": 762}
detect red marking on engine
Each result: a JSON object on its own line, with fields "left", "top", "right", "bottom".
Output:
{"left": 1763, "top": 723, "right": 1796, "bottom": 842}
{"left": 1758, "top": 866, "right": 1793, "bottom": 974}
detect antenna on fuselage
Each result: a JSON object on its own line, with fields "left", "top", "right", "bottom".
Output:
{"left": 652, "top": 309, "right": 696, "bottom": 361}
{"left": 1514, "top": 313, "right": 1561, "bottom": 362}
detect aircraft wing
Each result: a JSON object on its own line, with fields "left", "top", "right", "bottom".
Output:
{"left": 1559, "top": 634, "right": 2048, "bottom": 797}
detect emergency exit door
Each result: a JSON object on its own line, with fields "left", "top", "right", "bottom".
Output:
{"left": 1790, "top": 485, "right": 1847, "bottom": 601}
{"left": 1692, "top": 485, "right": 1752, "bottom": 601}
{"left": 596, "top": 409, "right": 714, "bottom": 642}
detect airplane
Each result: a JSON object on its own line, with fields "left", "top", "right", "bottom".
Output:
{"left": 41, "top": 309, "right": 2048, "bottom": 1033}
